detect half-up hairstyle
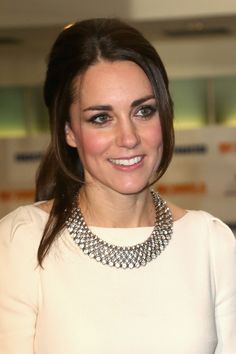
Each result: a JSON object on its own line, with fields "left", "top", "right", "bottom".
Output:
{"left": 36, "top": 18, "right": 174, "bottom": 265}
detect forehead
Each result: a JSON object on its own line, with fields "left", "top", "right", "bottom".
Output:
{"left": 73, "top": 60, "right": 154, "bottom": 103}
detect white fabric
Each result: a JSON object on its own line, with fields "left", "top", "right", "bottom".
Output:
{"left": 0, "top": 204, "right": 236, "bottom": 354}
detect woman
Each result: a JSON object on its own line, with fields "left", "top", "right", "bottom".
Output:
{"left": 0, "top": 18, "right": 235, "bottom": 354}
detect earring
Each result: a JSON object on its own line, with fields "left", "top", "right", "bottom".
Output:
{"left": 65, "top": 123, "right": 70, "bottom": 134}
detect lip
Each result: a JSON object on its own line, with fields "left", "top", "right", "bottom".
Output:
{"left": 108, "top": 155, "right": 145, "bottom": 171}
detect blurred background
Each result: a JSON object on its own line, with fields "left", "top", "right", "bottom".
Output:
{"left": 0, "top": 0, "right": 235, "bottom": 233}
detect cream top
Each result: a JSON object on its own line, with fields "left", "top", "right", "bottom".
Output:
{"left": 0, "top": 204, "right": 236, "bottom": 354}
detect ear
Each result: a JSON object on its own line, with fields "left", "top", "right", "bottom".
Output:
{"left": 65, "top": 122, "right": 77, "bottom": 148}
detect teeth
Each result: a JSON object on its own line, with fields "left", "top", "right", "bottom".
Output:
{"left": 110, "top": 156, "right": 143, "bottom": 166}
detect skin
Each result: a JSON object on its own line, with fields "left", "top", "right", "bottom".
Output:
{"left": 67, "top": 61, "right": 162, "bottom": 189}
{"left": 40, "top": 60, "right": 186, "bottom": 226}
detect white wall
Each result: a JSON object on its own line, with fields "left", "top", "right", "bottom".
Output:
{"left": 1, "top": 35, "right": 236, "bottom": 87}
{"left": 1, "top": 0, "right": 236, "bottom": 27}
{"left": 129, "top": 0, "right": 236, "bottom": 20}
{"left": 156, "top": 37, "right": 236, "bottom": 79}
{"left": 1, "top": 0, "right": 236, "bottom": 84}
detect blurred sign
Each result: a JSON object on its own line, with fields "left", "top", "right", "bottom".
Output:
{"left": 0, "top": 135, "right": 49, "bottom": 217}
{"left": 158, "top": 126, "right": 236, "bottom": 232}
{"left": 0, "top": 127, "right": 236, "bottom": 234}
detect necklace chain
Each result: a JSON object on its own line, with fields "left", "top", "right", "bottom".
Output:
{"left": 66, "top": 190, "right": 173, "bottom": 269}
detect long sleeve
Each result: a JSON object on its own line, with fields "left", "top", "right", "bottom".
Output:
{"left": 1, "top": 205, "right": 235, "bottom": 354}
{"left": 209, "top": 218, "right": 236, "bottom": 354}
{"left": 0, "top": 207, "right": 40, "bottom": 354}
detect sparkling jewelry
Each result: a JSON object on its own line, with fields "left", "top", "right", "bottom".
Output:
{"left": 66, "top": 190, "right": 173, "bottom": 269}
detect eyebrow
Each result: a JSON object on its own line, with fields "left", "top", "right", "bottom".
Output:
{"left": 82, "top": 95, "right": 155, "bottom": 112}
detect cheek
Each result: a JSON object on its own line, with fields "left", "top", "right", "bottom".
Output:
{"left": 145, "top": 120, "right": 163, "bottom": 150}
{"left": 148, "top": 121, "right": 163, "bottom": 171}
{"left": 77, "top": 130, "right": 111, "bottom": 160}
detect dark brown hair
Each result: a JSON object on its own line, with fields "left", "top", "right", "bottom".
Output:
{"left": 36, "top": 18, "right": 174, "bottom": 265}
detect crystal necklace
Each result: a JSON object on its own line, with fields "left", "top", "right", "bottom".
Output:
{"left": 66, "top": 190, "right": 173, "bottom": 269}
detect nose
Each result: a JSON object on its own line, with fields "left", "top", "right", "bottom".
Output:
{"left": 115, "top": 118, "right": 141, "bottom": 149}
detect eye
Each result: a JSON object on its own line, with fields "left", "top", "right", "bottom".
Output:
{"left": 135, "top": 105, "right": 157, "bottom": 119}
{"left": 88, "top": 113, "right": 111, "bottom": 125}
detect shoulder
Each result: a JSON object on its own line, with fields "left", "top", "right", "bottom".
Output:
{"left": 195, "top": 212, "right": 236, "bottom": 309}
{"left": 186, "top": 209, "right": 234, "bottom": 239}
{"left": 167, "top": 196, "right": 235, "bottom": 247}
{"left": 173, "top": 208, "right": 236, "bottom": 288}
{"left": 176, "top": 208, "right": 236, "bottom": 254}
{"left": 0, "top": 204, "right": 49, "bottom": 248}
{"left": 0, "top": 205, "right": 46, "bottom": 326}
{"left": 199, "top": 211, "right": 236, "bottom": 262}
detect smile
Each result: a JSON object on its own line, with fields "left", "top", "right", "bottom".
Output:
{"left": 109, "top": 156, "right": 143, "bottom": 166}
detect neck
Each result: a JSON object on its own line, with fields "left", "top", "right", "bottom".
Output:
{"left": 78, "top": 186, "right": 155, "bottom": 228}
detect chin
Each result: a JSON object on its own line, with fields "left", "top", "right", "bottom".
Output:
{"left": 112, "top": 182, "right": 150, "bottom": 196}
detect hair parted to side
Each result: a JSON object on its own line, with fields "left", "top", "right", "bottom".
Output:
{"left": 36, "top": 18, "right": 175, "bottom": 265}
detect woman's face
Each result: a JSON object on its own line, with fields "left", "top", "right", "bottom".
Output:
{"left": 66, "top": 60, "right": 163, "bottom": 195}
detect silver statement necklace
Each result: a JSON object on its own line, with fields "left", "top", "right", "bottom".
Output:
{"left": 66, "top": 190, "right": 173, "bottom": 269}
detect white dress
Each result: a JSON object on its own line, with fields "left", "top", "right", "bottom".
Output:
{"left": 0, "top": 204, "right": 235, "bottom": 354}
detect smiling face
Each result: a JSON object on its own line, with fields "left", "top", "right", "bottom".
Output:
{"left": 66, "top": 60, "right": 163, "bottom": 196}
